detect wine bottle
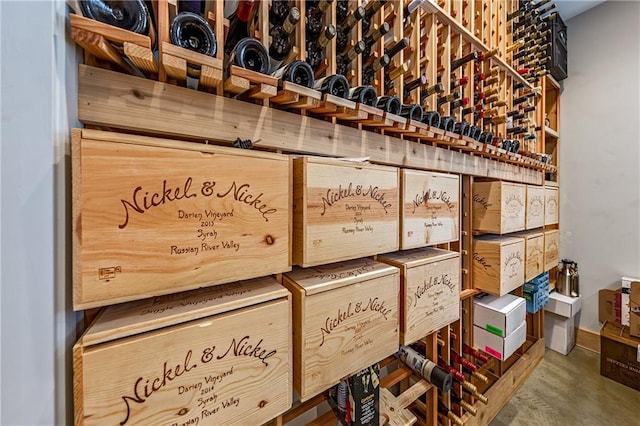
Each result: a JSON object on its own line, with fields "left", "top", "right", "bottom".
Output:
{"left": 438, "top": 401, "right": 464, "bottom": 426}
{"left": 484, "top": 95, "right": 501, "bottom": 104}
{"left": 387, "top": 62, "right": 409, "bottom": 81}
{"left": 362, "top": 0, "right": 387, "bottom": 34}
{"left": 349, "top": 85, "right": 378, "bottom": 106}
{"left": 269, "top": 0, "right": 290, "bottom": 26}
{"left": 454, "top": 120, "right": 471, "bottom": 136}
{"left": 450, "top": 392, "right": 478, "bottom": 416}
{"left": 400, "top": 104, "right": 424, "bottom": 121}
{"left": 480, "top": 47, "right": 499, "bottom": 61}
{"left": 437, "top": 92, "right": 460, "bottom": 107}
{"left": 403, "top": 74, "right": 426, "bottom": 98}
{"left": 479, "top": 131, "right": 493, "bottom": 144}
{"left": 269, "top": 7, "right": 301, "bottom": 71}
{"left": 224, "top": 0, "right": 258, "bottom": 56}
{"left": 386, "top": 38, "right": 409, "bottom": 60}
{"left": 484, "top": 76, "right": 499, "bottom": 86}
{"left": 439, "top": 116, "right": 455, "bottom": 132}
{"left": 305, "top": 0, "right": 333, "bottom": 41}
{"left": 420, "top": 82, "right": 444, "bottom": 102}
{"left": 271, "top": 60, "right": 315, "bottom": 88}
{"left": 513, "top": 92, "right": 535, "bottom": 105}
{"left": 450, "top": 97, "right": 469, "bottom": 110}
{"left": 450, "top": 76, "right": 469, "bottom": 90}
{"left": 364, "top": 21, "right": 390, "bottom": 47}
{"left": 178, "top": 0, "right": 204, "bottom": 14}
{"left": 336, "top": 5, "right": 365, "bottom": 51}
{"left": 314, "top": 74, "right": 350, "bottom": 98}
{"left": 403, "top": 0, "right": 425, "bottom": 29}
{"left": 376, "top": 95, "right": 402, "bottom": 115}
{"left": 336, "top": 0, "right": 348, "bottom": 23}
{"left": 451, "top": 52, "right": 479, "bottom": 70}
{"left": 490, "top": 115, "right": 507, "bottom": 124}
{"left": 336, "top": 40, "right": 365, "bottom": 74}
{"left": 170, "top": 12, "right": 217, "bottom": 57}
{"left": 438, "top": 359, "right": 465, "bottom": 382}
{"left": 422, "top": 111, "right": 441, "bottom": 127}
{"left": 397, "top": 346, "right": 453, "bottom": 393}
{"left": 363, "top": 54, "right": 390, "bottom": 85}
{"left": 228, "top": 37, "right": 270, "bottom": 74}
{"left": 469, "top": 124, "right": 482, "bottom": 139}
{"left": 306, "top": 24, "right": 336, "bottom": 69}
{"left": 80, "top": 0, "right": 151, "bottom": 36}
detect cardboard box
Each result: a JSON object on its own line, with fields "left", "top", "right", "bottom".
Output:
{"left": 474, "top": 320, "right": 526, "bottom": 361}
{"left": 73, "top": 277, "right": 292, "bottom": 425}
{"left": 473, "top": 293, "right": 526, "bottom": 337}
{"left": 473, "top": 235, "right": 525, "bottom": 296}
{"left": 349, "top": 364, "right": 380, "bottom": 426}
{"left": 525, "top": 185, "right": 545, "bottom": 229}
{"left": 377, "top": 248, "right": 460, "bottom": 345}
{"left": 621, "top": 277, "right": 638, "bottom": 326}
{"left": 513, "top": 231, "right": 545, "bottom": 282}
{"left": 544, "top": 185, "right": 559, "bottom": 225}
{"left": 72, "top": 129, "right": 292, "bottom": 309}
{"left": 292, "top": 157, "right": 399, "bottom": 267}
{"left": 400, "top": 169, "right": 459, "bottom": 249}
{"left": 472, "top": 181, "right": 526, "bottom": 234}
{"left": 630, "top": 282, "right": 640, "bottom": 338}
{"left": 544, "top": 311, "right": 575, "bottom": 355}
{"left": 600, "top": 321, "right": 640, "bottom": 391}
{"left": 598, "top": 288, "right": 622, "bottom": 324}
{"left": 545, "top": 291, "right": 582, "bottom": 318}
{"left": 283, "top": 258, "right": 399, "bottom": 401}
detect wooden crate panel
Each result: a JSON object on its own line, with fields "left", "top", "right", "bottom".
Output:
{"left": 526, "top": 185, "right": 545, "bottom": 229}
{"left": 378, "top": 248, "right": 461, "bottom": 345}
{"left": 473, "top": 236, "right": 525, "bottom": 296}
{"left": 72, "top": 129, "right": 291, "bottom": 309}
{"left": 400, "top": 170, "right": 460, "bottom": 249}
{"left": 293, "top": 157, "right": 399, "bottom": 267}
{"left": 544, "top": 229, "right": 560, "bottom": 271}
{"left": 74, "top": 278, "right": 292, "bottom": 425}
{"left": 473, "top": 181, "right": 526, "bottom": 234}
{"left": 283, "top": 259, "right": 400, "bottom": 401}
{"left": 513, "top": 231, "right": 545, "bottom": 282}
{"left": 545, "top": 186, "right": 559, "bottom": 225}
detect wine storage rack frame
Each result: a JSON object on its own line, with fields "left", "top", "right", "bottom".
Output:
{"left": 71, "top": 1, "right": 555, "bottom": 425}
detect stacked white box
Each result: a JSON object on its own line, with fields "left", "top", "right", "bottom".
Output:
{"left": 473, "top": 294, "right": 527, "bottom": 360}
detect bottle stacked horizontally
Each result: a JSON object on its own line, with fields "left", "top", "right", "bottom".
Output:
{"left": 225, "top": 0, "right": 270, "bottom": 75}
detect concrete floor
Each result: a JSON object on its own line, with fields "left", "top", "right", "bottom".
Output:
{"left": 491, "top": 346, "right": 640, "bottom": 426}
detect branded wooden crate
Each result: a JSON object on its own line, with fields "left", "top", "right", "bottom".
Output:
{"left": 473, "top": 235, "right": 525, "bottom": 296}
{"left": 600, "top": 321, "right": 640, "bottom": 391}
{"left": 292, "top": 157, "right": 399, "bottom": 267}
{"left": 400, "top": 170, "right": 460, "bottom": 249}
{"left": 526, "top": 185, "right": 545, "bottom": 229}
{"left": 72, "top": 129, "right": 291, "bottom": 309}
{"left": 73, "top": 277, "right": 292, "bottom": 426}
{"left": 513, "top": 231, "right": 545, "bottom": 282}
{"left": 544, "top": 229, "right": 560, "bottom": 271}
{"left": 282, "top": 258, "right": 399, "bottom": 401}
{"left": 545, "top": 185, "right": 559, "bottom": 225}
{"left": 377, "top": 248, "right": 460, "bottom": 345}
{"left": 473, "top": 181, "right": 526, "bottom": 234}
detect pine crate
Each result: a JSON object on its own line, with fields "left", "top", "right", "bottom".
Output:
{"left": 282, "top": 258, "right": 400, "bottom": 402}
{"left": 512, "top": 230, "right": 545, "bottom": 282}
{"left": 473, "top": 235, "right": 525, "bottom": 296}
{"left": 473, "top": 181, "right": 526, "bottom": 234}
{"left": 543, "top": 229, "right": 560, "bottom": 271}
{"left": 292, "top": 156, "right": 399, "bottom": 267}
{"left": 72, "top": 129, "right": 291, "bottom": 310}
{"left": 545, "top": 184, "right": 559, "bottom": 225}
{"left": 525, "top": 185, "right": 545, "bottom": 229}
{"left": 73, "top": 277, "right": 292, "bottom": 425}
{"left": 400, "top": 169, "right": 460, "bottom": 249}
{"left": 377, "top": 248, "right": 460, "bottom": 345}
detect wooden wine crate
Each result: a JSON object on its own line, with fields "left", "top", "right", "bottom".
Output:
{"left": 292, "top": 157, "right": 399, "bottom": 267}
{"left": 544, "top": 229, "right": 560, "bottom": 271}
{"left": 377, "top": 248, "right": 461, "bottom": 345}
{"left": 72, "top": 129, "right": 291, "bottom": 310}
{"left": 512, "top": 231, "right": 545, "bottom": 282}
{"left": 600, "top": 321, "right": 640, "bottom": 391}
{"left": 473, "top": 235, "right": 525, "bottom": 296}
{"left": 545, "top": 185, "right": 559, "bottom": 225}
{"left": 526, "top": 185, "right": 545, "bottom": 229}
{"left": 73, "top": 277, "right": 292, "bottom": 426}
{"left": 473, "top": 181, "right": 526, "bottom": 234}
{"left": 282, "top": 258, "right": 400, "bottom": 401}
{"left": 400, "top": 169, "right": 460, "bottom": 249}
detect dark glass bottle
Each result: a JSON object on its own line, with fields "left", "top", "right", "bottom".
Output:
{"left": 349, "top": 85, "right": 378, "bottom": 106}
{"left": 80, "top": 0, "right": 151, "bottom": 35}
{"left": 376, "top": 95, "right": 402, "bottom": 115}
{"left": 362, "top": 54, "right": 389, "bottom": 86}
{"left": 170, "top": 12, "right": 217, "bottom": 57}
{"left": 314, "top": 74, "right": 350, "bottom": 98}
{"left": 269, "top": 0, "right": 290, "bottom": 26}
{"left": 422, "top": 111, "right": 441, "bottom": 128}
{"left": 228, "top": 37, "right": 270, "bottom": 74}
{"left": 271, "top": 60, "right": 315, "bottom": 88}
{"left": 400, "top": 104, "right": 424, "bottom": 121}
{"left": 306, "top": 24, "right": 336, "bottom": 69}
{"left": 305, "top": 0, "right": 333, "bottom": 41}
{"left": 269, "top": 7, "right": 301, "bottom": 67}
{"left": 385, "top": 37, "right": 409, "bottom": 60}
{"left": 224, "top": 0, "right": 259, "bottom": 56}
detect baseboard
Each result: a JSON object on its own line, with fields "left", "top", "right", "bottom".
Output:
{"left": 576, "top": 327, "right": 600, "bottom": 353}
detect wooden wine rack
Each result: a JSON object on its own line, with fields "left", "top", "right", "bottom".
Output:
{"left": 71, "top": 1, "right": 555, "bottom": 425}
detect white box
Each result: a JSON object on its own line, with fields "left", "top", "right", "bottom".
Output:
{"left": 474, "top": 320, "right": 526, "bottom": 361}
{"left": 544, "top": 311, "right": 575, "bottom": 355}
{"left": 621, "top": 277, "right": 638, "bottom": 326}
{"left": 473, "top": 294, "right": 526, "bottom": 337}
{"left": 545, "top": 292, "right": 582, "bottom": 318}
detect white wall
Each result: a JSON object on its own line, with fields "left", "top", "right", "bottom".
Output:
{"left": 561, "top": 0, "right": 640, "bottom": 333}
{"left": 1, "top": 1, "right": 79, "bottom": 424}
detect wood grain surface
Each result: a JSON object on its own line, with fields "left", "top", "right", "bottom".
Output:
{"left": 473, "top": 181, "right": 526, "bottom": 234}
{"left": 525, "top": 185, "right": 545, "bottom": 230}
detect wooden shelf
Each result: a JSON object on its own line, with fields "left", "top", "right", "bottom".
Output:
{"left": 545, "top": 127, "right": 559, "bottom": 139}
{"left": 78, "top": 65, "right": 545, "bottom": 185}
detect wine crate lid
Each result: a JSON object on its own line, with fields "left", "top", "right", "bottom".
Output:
{"left": 601, "top": 321, "right": 640, "bottom": 347}
{"left": 511, "top": 230, "right": 545, "bottom": 239}
{"left": 285, "top": 258, "right": 397, "bottom": 296}
{"left": 474, "top": 235, "right": 523, "bottom": 245}
{"left": 82, "top": 276, "right": 287, "bottom": 346}
{"left": 377, "top": 247, "right": 459, "bottom": 268}
{"left": 294, "top": 155, "right": 396, "bottom": 171}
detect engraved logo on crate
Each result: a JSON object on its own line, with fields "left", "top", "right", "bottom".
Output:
{"left": 546, "top": 197, "right": 558, "bottom": 214}
{"left": 529, "top": 195, "right": 544, "bottom": 216}
{"left": 310, "top": 263, "right": 377, "bottom": 280}
{"left": 411, "top": 189, "right": 455, "bottom": 214}
{"left": 119, "top": 336, "right": 278, "bottom": 425}
{"left": 504, "top": 193, "right": 524, "bottom": 218}
{"left": 119, "top": 178, "right": 278, "bottom": 229}
{"left": 472, "top": 194, "right": 492, "bottom": 210}
{"left": 320, "top": 183, "right": 393, "bottom": 216}
{"left": 413, "top": 274, "right": 456, "bottom": 307}
{"left": 504, "top": 251, "right": 524, "bottom": 279}
{"left": 99, "top": 266, "right": 122, "bottom": 280}
{"left": 547, "top": 241, "right": 558, "bottom": 253}
{"left": 319, "top": 298, "right": 393, "bottom": 347}
{"left": 473, "top": 253, "right": 492, "bottom": 270}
